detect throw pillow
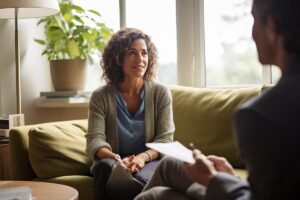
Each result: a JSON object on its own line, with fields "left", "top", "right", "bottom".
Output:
{"left": 29, "top": 122, "right": 91, "bottom": 179}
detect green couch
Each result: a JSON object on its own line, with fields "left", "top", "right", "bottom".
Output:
{"left": 9, "top": 85, "right": 265, "bottom": 200}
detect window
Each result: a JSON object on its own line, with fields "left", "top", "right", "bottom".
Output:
{"left": 126, "top": 0, "right": 177, "bottom": 85}
{"left": 75, "top": 0, "right": 280, "bottom": 89}
{"left": 204, "top": 0, "right": 262, "bottom": 86}
{"left": 177, "top": 0, "right": 281, "bottom": 88}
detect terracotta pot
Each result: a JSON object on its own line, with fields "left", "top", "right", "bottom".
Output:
{"left": 50, "top": 59, "right": 87, "bottom": 91}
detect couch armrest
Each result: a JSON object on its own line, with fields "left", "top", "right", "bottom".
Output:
{"left": 9, "top": 119, "right": 88, "bottom": 180}
{"left": 9, "top": 126, "right": 36, "bottom": 180}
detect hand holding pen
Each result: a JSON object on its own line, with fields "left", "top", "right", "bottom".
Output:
{"left": 189, "top": 143, "right": 213, "bottom": 165}
{"left": 184, "top": 142, "right": 217, "bottom": 186}
{"left": 189, "top": 142, "right": 235, "bottom": 176}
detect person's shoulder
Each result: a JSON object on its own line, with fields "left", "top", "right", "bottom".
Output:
{"left": 91, "top": 84, "right": 115, "bottom": 99}
{"left": 237, "top": 78, "right": 300, "bottom": 123}
{"left": 92, "top": 85, "right": 106, "bottom": 96}
{"left": 146, "top": 80, "right": 169, "bottom": 92}
{"left": 145, "top": 81, "right": 171, "bottom": 101}
{"left": 238, "top": 92, "right": 263, "bottom": 111}
{"left": 241, "top": 77, "right": 298, "bottom": 111}
{"left": 237, "top": 84, "right": 278, "bottom": 117}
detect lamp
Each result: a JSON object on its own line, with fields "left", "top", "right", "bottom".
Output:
{"left": 0, "top": 0, "right": 60, "bottom": 114}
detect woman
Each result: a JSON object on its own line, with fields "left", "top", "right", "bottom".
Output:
{"left": 86, "top": 27, "right": 175, "bottom": 200}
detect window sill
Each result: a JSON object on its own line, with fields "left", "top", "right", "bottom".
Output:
{"left": 35, "top": 97, "right": 89, "bottom": 108}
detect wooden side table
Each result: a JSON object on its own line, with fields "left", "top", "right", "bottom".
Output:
{"left": 0, "top": 143, "right": 10, "bottom": 180}
{"left": 0, "top": 181, "right": 79, "bottom": 200}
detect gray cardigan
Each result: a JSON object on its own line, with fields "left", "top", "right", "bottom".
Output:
{"left": 86, "top": 81, "right": 175, "bottom": 170}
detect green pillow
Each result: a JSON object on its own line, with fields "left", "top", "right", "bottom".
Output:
{"left": 28, "top": 122, "right": 91, "bottom": 179}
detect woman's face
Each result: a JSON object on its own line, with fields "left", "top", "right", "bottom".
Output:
{"left": 122, "top": 39, "right": 149, "bottom": 81}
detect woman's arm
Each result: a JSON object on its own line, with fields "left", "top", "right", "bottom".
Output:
{"left": 152, "top": 84, "right": 175, "bottom": 143}
{"left": 124, "top": 150, "right": 159, "bottom": 173}
{"left": 86, "top": 89, "right": 112, "bottom": 160}
{"left": 96, "top": 147, "right": 118, "bottom": 159}
{"left": 136, "top": 149, "right": 159, "bottom": 162}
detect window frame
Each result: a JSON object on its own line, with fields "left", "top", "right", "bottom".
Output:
{"left": 120, "top": 0, "right": 274, "bottom": 88}
{"left": 176, "top": 0, "right": 273, "bottom": 88}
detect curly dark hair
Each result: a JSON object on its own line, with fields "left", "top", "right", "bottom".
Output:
{"left": 100, "top": 27, "right": 158, "bottom": 84}
{"left": 253, "top": 0, "right": 300, "bottom": 55}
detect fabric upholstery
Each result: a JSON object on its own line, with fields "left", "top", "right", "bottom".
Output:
{"left": 9, "top": 86, "right": 264, "bottom": 200}
{"left": 28, "top": 121, "right": 91, "bottom": 179}
{"left": 170, "top": 86, "right": 261, "bottom": 168}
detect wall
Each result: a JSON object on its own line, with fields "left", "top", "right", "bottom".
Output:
{"left": 0, "top": 19, "right": 88, "bottom": 125}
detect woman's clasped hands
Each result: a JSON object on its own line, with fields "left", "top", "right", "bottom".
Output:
{"left": 121, "top": 155, "right": 146, "bottom": 174}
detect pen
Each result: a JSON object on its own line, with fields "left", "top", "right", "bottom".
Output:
{"left": 189, "top": 142, "right": 195, "bottom": 151}
{"left": 189, "top": 143, "right": 213, "bottom": 165}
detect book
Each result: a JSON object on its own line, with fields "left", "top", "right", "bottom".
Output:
{"left": 0, "top": 119, "right": 9, "bottom": 129}
{"left": 0, "top": 129, "right": 9, "bottom": 138}
{"left": 0, "top": 186, "right": 34, "bottom": 200}
{"left": 39, "top": 96, "right": 89, "bottom": 103}
{"left": 40, "top": 90, "right": 91, "bottom": 98}
{"left": 0, "top": 114, "right": 24, "bottom": 129}
{"left": 0, "top": 136, "right": 9, "bottom": 144}
{"left": 0, "top": 114, "right": 9, "bottom": 129}
{"left": 146, "top": 141, "right": 195, "bottom": 164}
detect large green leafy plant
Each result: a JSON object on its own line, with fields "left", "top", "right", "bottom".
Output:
{"left": 35, "top": 0, "right": 113, "bottom": 61}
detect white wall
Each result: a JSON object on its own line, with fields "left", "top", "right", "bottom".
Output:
{"left": 0, "top": 20, "right": 15, "bottom": 114}
{"left": 0, "top": 19, "right": 88, "bottom": 125}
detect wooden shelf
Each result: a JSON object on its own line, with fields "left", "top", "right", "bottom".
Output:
{"left": 0, "top": 143, "right": 10, "bottom": 180}
{"left": 35, "top": 97, "right": 89, "bottom": 108}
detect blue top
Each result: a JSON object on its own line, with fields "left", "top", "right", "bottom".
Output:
{"left": 116, "top": 88, "right": 146, "bottom": 156}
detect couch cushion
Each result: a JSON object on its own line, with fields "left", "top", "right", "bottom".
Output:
{"left": 170, "top": 86, "right": 261, "bottom": 168}
{"left": 28, "top": 121, "right": 91, "bottom": 179}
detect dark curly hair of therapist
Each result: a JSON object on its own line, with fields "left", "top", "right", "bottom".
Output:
{"left": 253, "top": 0, "right": 300, "bottom": 56}
{"left": 100, "top": 27, "right": 158, "bottom": 84}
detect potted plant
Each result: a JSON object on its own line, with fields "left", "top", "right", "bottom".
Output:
{"left": 35, "top": 0, "right": 113, "bottom": 91}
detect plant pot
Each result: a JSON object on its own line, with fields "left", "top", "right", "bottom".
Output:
{"left": 50, "top": 59, "right": 87, "bottom": 91}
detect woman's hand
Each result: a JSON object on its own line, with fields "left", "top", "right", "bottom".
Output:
{"left": 133, "top": 154, "right": 146, "bottom": 172}
{"left": 121, "top": 155, "right": 135, "bottom": 172}
{"left": 121, "top": 155, "right": 145, "bottom": 173}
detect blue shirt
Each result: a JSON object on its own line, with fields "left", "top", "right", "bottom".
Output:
{"left": 116, "top": 88, "right": 146, "bottom": 156}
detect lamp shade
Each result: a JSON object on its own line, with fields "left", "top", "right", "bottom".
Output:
{"left": 0, "top": 0, "right": 60, "bottom": 19}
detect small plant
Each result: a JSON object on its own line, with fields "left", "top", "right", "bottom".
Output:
{"left": 34, "top": 0, "right": 113, "bottom": 62}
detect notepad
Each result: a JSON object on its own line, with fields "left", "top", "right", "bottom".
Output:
{"left": 146, "top": 141, "right": 195, "bottom": 164}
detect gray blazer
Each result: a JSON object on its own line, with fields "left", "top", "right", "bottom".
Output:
{"left": 205, "top": 59, "right": 300, "bottom": 200}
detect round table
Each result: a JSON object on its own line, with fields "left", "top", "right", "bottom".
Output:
{"left": 0, "top": 181, "right": 78, "bottom": 200}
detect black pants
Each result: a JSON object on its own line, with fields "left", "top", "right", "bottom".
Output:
{"left": 93, "top": 158, "right": 159, "bottom": 200}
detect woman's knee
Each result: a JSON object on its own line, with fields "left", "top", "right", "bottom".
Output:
{"left": 93, "top": 158, "right": 115, "bottom": 177}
